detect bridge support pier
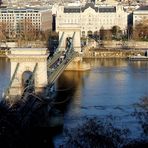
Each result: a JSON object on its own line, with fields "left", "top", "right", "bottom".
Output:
{"left": 57, "top": 25, "right": 90, "bottom": 71}
{"left": 66, "top": 56, "right": 90, "bottom": 71}
{"left": 58, "top": 25, "right": 81, "bottom": 53}
{"left": 7, "top": 48, "right": 48, "bottom": 99}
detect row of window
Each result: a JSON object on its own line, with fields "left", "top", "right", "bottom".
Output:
{"left": 60, "top": 14, "right": 120, "bottom": 18}
{"left": 0, "top": 13, "right": 41, "bottom": 16}
{"left": 0, "top": 16, "right": 41, "bottom": 19}
{"left": 0, "top": 18, "right": 41, "bottom": 23}
{"left": 16, "top": 23, "right": 40, "bottom": 25}
{"left": 81, "top": 22, "right": 116, "bottom": 26}
{"left": 0, "top": 20, "right": 41, "bottom": 24}
{"left": 60, "top": 19, "right": 117, "bottom": 24}
{"left": 58, "top": 16, "right": 122, "bottom": 22}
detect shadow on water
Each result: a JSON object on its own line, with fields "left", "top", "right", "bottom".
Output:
{"left": 54, "top": 71, "right": 89, "bottom": 113}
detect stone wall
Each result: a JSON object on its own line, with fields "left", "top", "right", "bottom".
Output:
{"left": 104, "top": 41, "right": 148, "bottom": 49}
{"left": 66, "top": 57, "right": 91, "bottom": 71}
{"left": 83, "top": 49, "right": 145, "bottom": 58}
{"left": 87, "top": 40, "right": 148, "bottom": 49}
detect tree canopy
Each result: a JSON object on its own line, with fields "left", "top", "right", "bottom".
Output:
{"left": 133, "top": 19, "right": 148, "bottom": 41}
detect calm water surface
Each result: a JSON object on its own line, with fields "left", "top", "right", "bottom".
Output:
{"left": 55, "top": 58, "right": 148, "bottom": 146}
{"left": 0, "top": 58, "right": 10, "bottom": 99}
{"left": 0, "top": 58, "right": 147, "bottom": 146}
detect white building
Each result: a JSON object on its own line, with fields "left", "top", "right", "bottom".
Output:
{"left": 56, "top": 2, "right": 127, "bottom": 37}
{"left": 0, "top": 7, "right": 52, "bottom": 37}
{"left": 133, "top": 5, "right": 148, "bottom": 27}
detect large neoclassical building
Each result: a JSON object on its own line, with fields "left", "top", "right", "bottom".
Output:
{"left": 56, "top": 3, "right": 127, "bottom": 37}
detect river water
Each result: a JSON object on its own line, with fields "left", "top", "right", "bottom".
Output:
{"left": 0, "top": 58, "right": 10, "bottom": 99}
{"left": 0, "top": 58, "right": 148, "bottom": 146}
{"left": 54, "top": 58, "right": 148, "bottom": 146}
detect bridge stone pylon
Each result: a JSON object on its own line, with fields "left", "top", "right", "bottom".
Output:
{"left": 57, "top": 24, "right": 81, "bottom": 53}
{"left": 7, "top": 48, "right": 48, "bottom": 96}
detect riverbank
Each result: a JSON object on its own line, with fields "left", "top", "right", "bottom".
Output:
{"left": 83, "top": 48, "right": 145, "bottom": 58}
{"left": 0, "top": 48, "right": 146, "bottom": 59}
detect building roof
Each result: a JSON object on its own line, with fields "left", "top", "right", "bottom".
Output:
{"left": 81, "top": 3, "right": 98, "bottom": 12}
{"left": 63, "top": 3, "right": 116, "bottom": 13}
{"left": 0, "top": 7, "right": 50, "bottom": 13}
{"left": 99, "top": 7, "right": 116, "bottom": 13}
{"left": 136, "top": 5, "right": 148, "bottom": 11}
{"left": 64, "top": 7, "right": 81, "bottom": 13}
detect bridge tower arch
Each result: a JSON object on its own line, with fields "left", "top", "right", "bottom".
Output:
{"left": 57, "top": 25, "right": 81, "bottom": 53}
{"left": 57, "top": 24, "right": 90, "bottom": 71}
{"left": 7, "top": 48, "right": 48, "bottom": 97}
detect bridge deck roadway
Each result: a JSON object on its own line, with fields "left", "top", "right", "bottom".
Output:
{"left": 47, "top": 51, "right": 78, "bottom": 87}
{"left": 47, "top": 51, "right": 63, "bottom": 68}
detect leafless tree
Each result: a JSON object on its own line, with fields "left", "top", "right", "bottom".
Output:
{"left": 0, "top": 22, "right": 7, "bottom": 41}
{"left": 133, "top": 19, "right": 148, "bottom": 41}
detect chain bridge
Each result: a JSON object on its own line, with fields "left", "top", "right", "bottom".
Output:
{"left": 3, "top": 26, "right": 90, "bottom": 100}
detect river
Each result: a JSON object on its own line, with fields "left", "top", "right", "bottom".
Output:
{"left": 54, "top": 58, "right": 148, "bottom": 146}
{"left": 0, "top": 58, "right": 10, "bottom": 99}
{"left": 0, "top": 58, "right": 147, "bottom": 146}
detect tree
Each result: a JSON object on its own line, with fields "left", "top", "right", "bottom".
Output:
{"left": 0, "top": 22, "right": 7, "bottom": 41}
{"left": 22, "top": 19, "right": 38, "bottom": 41}
{"left": 104, "top": 30, "right": 112, "bottom": 40}
{"left": 100, "top": 27, "right": 105, "bottom": 40}
{"left": 127, "top": 25, "right": 133, "bottom": 40}
{"left": 133, "top": 19, "right": 148, "bottom": 41}
{"left": 47, "top": 30, "right": 59, "bottom": 49}
{"left": 16, "top": 19, "right": 40, "bottom": 47}
{"left": 100, "top": 28, "right": 112, "bottom": 41}
{"left": 111, "top": 26, "right": 122, "bottom": 39}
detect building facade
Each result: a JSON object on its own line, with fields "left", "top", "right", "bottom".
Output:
{"left": 0, "top": 7, "right": 52, "bottom": 38}
{"left": 56, "top": 3, "right": 127, "bottom": 37}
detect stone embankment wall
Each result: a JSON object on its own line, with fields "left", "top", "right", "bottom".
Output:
{"left": 83, "top": 49, "right": 145, "bottom": 58}
{"left": 103, "top": 41, "right": 148, "bottom": 49}
{"left": 88, "top": 40, "right": 148, "bottom": 49}
{"left": 84, "top": 40, "right": 147, "bottom": 58}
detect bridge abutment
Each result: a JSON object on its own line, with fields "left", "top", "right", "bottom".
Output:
{"left": 66, "top": 56, "right": 90, "bottom": 71}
